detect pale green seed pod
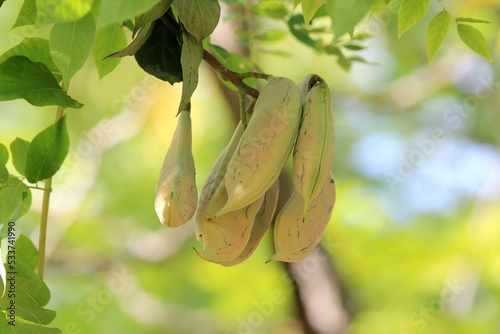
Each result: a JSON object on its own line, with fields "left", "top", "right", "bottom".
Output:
{"left": 213, "top": 76, "right": 301, "bottom": 218}
{"left": 269, "top": 172, "right": 336, "bottom": 263}
{"left": 154, "top": 110, "right": 197, "bottom": 227}
{"left": 192, "top": 123, "right": 244, "bottom": 241}
{"left": 218, "top": 180, "right": 280, "bottom": 266}
{"left": 294, "top": 74, "right": 335, "bottom": 217}
{"left": 194, "top": 184, "right": 266, "bottom": 263}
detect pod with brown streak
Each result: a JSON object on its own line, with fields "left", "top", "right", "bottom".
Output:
{"left": 213, "top": 77, "right": 301, "bottom": 217}
{"left": 268, "top": 172, "right": 336, "bottom": 262}
{"left": 192, "top": 123, "right": 245, "bottom": 241}
{"left": 194, "top": 183, "right": 265, "bottom": 263}
{"left": 218, "top": 180, "right": 279, "bottom": 266}
{"left": 294, "top": 74, "right": 335, "bottom": 217}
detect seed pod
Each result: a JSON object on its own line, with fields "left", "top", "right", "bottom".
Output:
{"left": 193, "top": 123, "right": 244, "bottom": 241}
{"left": 213, "top": 76, "right": 301, "bottom": 217}
{"left": 293, "top": 74, "right": 335, "bottom": 217}
{"left": 194, "top": 184, "right": 266, "bottom": 263}
{"left": 269, "top": 172, "right": 336, "bottom": 262}
{"left": 218, "top": 180, "right": 280, "bottom": 266}
{"left": 154, "top": 110, "right": 197, "bottom": 227}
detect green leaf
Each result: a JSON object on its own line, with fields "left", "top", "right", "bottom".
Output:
{"left": 35, "top": 0, "right": 93, "bottom": 24}
{"left": 426, "top": 10, "right": 451, "bottom": 64}
{"left": 13, "top": 274, "right": 55, "bottom": 324}
{"left": 134, "top": 0, "right": 173, "bottom": 37}
{"left": 252, "top": 1, "right": 289, "bottom": 20}
{"left": 388, "top": 0, "right": 402, "bottom": 12}
{"left": 0, "top": 37, "right": 62, "bottom": 82}
{"left": 105, "top": 22, "right": 154, "bottom": 58}
{"left": 294, "top": 0, "right": 301, "bottom": 9}
{"left": 457, "top": 24, "right": 493, "bottom": 62}
{"left": 288, "top": 14, "right": 317, "bottom": 48}
{"left": 98, "top": 0, "right": 165, "bottom": 27}
{"left": 327, "top": 0, "right": 377, "bottom": 38}
{"left": 0, "top": 56, "right": 83, "bottom": 109}
{"left": 0, "top": 164, "right": 8, "bottom": 184}
{"left": 0, "top": 252, "right": 6, "bottom": 298}
{"left": 123, "top": 19, "right": 135, "bottom": 32}
{"left": 302, "top": 0, "right": 325, "bottom": 27}
{"left": 10, "top": 138, "right": 31, "bottom": 176}
{"left": 0, "top": 237, "right": 56, "bottom": 326}
{"left": 337, "top": 57, "right": 352, "bottom": 71}
{"left": 0, "top": 177, "right": 32, "bottom": 225}
{"left": 222, "top": 12, "right": 245, "bottom": 22}
{"left": 0, "top": 144, "right": 8, "bottom": 165}
{"left": 343, "top": 43, "right": 365, "bottom": 51}
{"left": 350, "top": 56, "right": 373, "bottom": 64}
{"left": 258, "top": 48, "right": 292, "bottom": 57}
{"left": 255, "top": 29, "right": 287, "bottom": 42}
{"left": 209, "top": 44, "right": 253, "bottom": 73}
{"left": 207, "top": 44, "right": 254, "bottom": 91}
{"left": 14, "top": 234, "right": 39, "bottom": 271}
{"left": 0, "top": 317, "right": 62, "bottom": 333}
{"left": 352, "top": 32, "right": 372, "bottom": 40}
{"left": 455, "top": 17, "right": 490, "bottom": 24}
{"left": 12, "top": 0, "right": 37, "bottom": 28}
{"left": 371, "top": 0, "right": 389, "bottom": 14}
{"left": 92, "top": 23, "right": 127, "bottom": 78}
{"left": 173, "top": 0, "right": 221, "bottom": 42}
{"left": 134, "top": 19, "right": 183, "bottom": 84}
{"left": 178, "top": 29, "right": 203, "bottom": 114}
{"left": 25, "top": 116, "right": 70, "bottom": 183}
{"left": 49, "top": 13, "right": 96, "bottom": 87}
{"left": 398, "top": 0, "right": 431, "bottom": 37}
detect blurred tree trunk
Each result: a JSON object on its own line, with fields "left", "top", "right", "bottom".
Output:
{"left": 279, "top": 171, "right": 352, "bottom": 334}
{"left": 210, "top": 3, "right": 353, "bottom": 333}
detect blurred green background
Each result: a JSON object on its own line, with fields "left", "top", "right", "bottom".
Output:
{"left": 1, "top": 0, "right": 499, "bottom": 333}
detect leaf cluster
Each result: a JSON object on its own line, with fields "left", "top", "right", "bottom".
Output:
{"left": 0, "top": 235, "right": 61, "bottom": 333}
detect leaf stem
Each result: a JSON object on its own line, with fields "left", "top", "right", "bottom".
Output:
{"left": 238, "top": 89, "right": 248, "bottom": 127}
{"left": 0, "top": 183, "right": 47, "bottom": 191}
{"left": 38, "top": 106, "right": 64, "bottom": 279}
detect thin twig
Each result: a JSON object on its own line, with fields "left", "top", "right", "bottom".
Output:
{"left": 239, "top": 71, "right": 272, "bottom": 80}
{"left": 202, "top": 50, "right": 260, "bottom": 99}
{"left": 0, "top": 183, "right": 47, "bottom": 191}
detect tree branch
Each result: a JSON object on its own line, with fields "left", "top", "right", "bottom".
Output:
{"left": 201, "top": 50, "right": 260, "bottom": 99}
